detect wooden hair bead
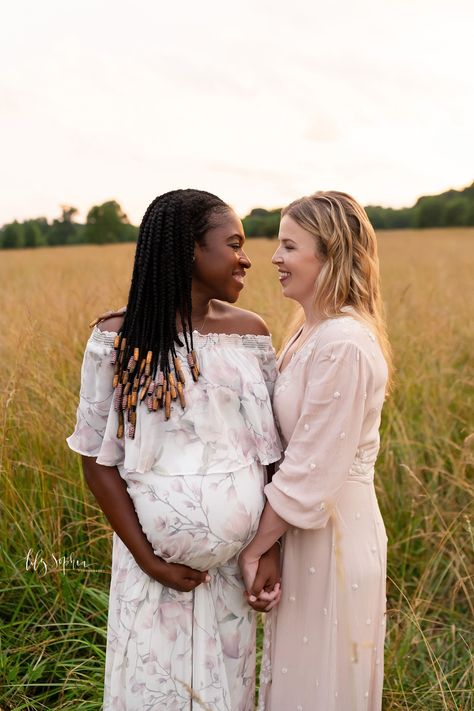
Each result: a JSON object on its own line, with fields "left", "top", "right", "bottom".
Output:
{"left": 146, "top": 350, "right": 153, "bottom": 364}
{"left": 133, "top": 347, "right": 139, "bottom": 362}
{"left": 129, "top": 410, "right": 137, "bottom": 426}
{"left": 177, "top": 382, "right": 186, "bottom": 409}
{"left": 117, "top": 410, "right": 124, "bottom": 439}
{"left": 120, "top": 338, "right": 127, "bottom": 351}
{"left": 191, "top": 366, "right": 199, "bottom": 382}
{"left": 144, "top": 363, "right": 151, "bottom": 377}
{"left": 113, "top": 335, "right": 121, "bottom": 349}
{"left": 121, "top": 371, "right": 129, "bottom": 385}
{"left": 152, "top": 396, "right": 160, "bottom": 411}
{"left": 139, "top": 359, "right": 146, "bottom": 375}
{"left": 174, "top": 357, "right": 186, "bottom": 385}
{"left": 147, "top": 379, "right": 155, "bottom": 395}
{"left": 156, "top": 384, "right": 163, "bottom": 401}
{"left": 165, "top": 391, "right": 171, "bottom": 419}
{"left": 113, "top": 373, "right": 120, "bottom": 388}
{"left": 157, "top": 371, "right": 164, "bottom": 386}
{"left": 124, "top": 382, "right": 132, "bottom": 396}
{"left": 168, "top": 373, "right": 177, "bottom": 400}
{"left": 131, "top": 391, "right": 137, "bottom": 407}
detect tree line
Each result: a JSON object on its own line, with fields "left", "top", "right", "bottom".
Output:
{"left": 242, "top": 181, "right": 474, "bottom": 235}
{"left": 2, "top": 181, "right": 473, "bottom": 248}
{"left": 0, "top": 202, "right": 137, "bottom": 249}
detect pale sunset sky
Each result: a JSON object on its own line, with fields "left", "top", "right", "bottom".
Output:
{"left": 1, "top": 0, "right": 473, "bottom": 225}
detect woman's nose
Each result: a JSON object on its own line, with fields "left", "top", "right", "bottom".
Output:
{"left": 239, "top": 251, "right": 251, "bottom": 269}
{"left": 272, "top": 249, "right": 282, "bottom": 264}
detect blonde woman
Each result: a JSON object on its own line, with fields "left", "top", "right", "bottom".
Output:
{"left": 239, "top": 191, "right": 391, "bottom": 710}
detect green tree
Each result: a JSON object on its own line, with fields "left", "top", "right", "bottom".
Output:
{"left": 24, "top": 220, "right": 46, "bottom": 248}
{"left": 49, "top": 205, "right": 79, "bottom": 246}
{"left": 2, "top": 221, "right": 25, "bottom": 249}
{"left": 85, "top": 201, "right": 133, "bottom": 244}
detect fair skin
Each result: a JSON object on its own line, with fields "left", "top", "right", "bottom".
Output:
{"left": 239, "top": 213, "right": 326, "bottom": 594}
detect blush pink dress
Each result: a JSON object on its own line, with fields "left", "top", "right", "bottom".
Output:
{"left": 259, "top": 314, "right": 388, "bottom": 711}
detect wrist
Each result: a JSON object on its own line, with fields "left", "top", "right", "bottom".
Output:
{"left": 136, "top": 547, "right": 165, "bottom": 576}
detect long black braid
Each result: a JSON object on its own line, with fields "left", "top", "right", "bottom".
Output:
{"left": 110, "top": 189, "right": 230, "bottom": 438}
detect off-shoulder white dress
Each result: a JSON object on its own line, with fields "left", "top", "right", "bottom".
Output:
{"left": 259, "top": 315, "right": 388, "bottom": 711}
{"left": 67, "top": 327, "right": 281, "bottom": 711}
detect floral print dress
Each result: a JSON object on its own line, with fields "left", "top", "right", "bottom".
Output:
{"left": 67, "top": 327, "right": 282, "bottom": 711}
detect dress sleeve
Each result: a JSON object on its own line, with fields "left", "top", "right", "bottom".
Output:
{"left": 66, "top": 327, "right": 122, "bottom": 459}
{"left": 253, "top": 340, "right": 279, "bottom": 398}
{"left": 264, "top": 340, "right": 371, "bottom": 529}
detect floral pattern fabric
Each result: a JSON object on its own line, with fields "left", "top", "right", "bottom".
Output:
{"left": 67, "top": 327, "right": 282, "bottom": 710}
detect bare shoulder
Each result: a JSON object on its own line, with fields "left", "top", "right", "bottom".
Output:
{"left": 93, "top": 307, "right": 126, "bottom": 334}
{"left": 212, "top": 301, "right": 270, "bottom": 336}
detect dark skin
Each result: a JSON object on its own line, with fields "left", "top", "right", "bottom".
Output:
{"left": 83, "top": 209, "right": 281, "bottom": 609}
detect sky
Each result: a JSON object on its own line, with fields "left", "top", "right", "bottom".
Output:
{"left": 1, "top": 0, "right": 473, "bottom": 225}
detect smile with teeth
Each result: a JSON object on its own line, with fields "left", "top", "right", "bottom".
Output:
{"left": 278, "top": 271, "right": 291, "bottom": 282}
{"left": 233, "top": 272, "right": 245, "bottom": 283}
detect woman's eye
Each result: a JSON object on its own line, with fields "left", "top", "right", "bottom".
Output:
{"left": 231, "top": 244, "right": 240, "bottom": 250}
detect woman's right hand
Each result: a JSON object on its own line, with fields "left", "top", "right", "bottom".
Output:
{"left": 143, "top": 555, "right": 211, "bottom": 593}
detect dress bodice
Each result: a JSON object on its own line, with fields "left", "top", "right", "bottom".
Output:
{"left": 67, "top": 326, "right": 282, "bottom": 476}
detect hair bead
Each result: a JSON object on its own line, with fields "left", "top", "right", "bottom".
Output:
{"left": 103, "top": 189, "right": 227, "bottom": 438}
{"left": 177, "top": 382, "right": 186, "bottom": 409}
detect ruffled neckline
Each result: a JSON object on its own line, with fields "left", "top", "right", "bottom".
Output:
{"left": 92, "top": 325, "right": 273, "bottom": 350}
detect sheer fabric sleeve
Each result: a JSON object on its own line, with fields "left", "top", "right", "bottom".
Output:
{"left": 252, "top": 339, "right": 279, "bottom": 398}
{"left": 264, "top": 340, "right": 371, "bottom": 529}
{"left": 66, "top": 328, "right": 123, "bottom": 460}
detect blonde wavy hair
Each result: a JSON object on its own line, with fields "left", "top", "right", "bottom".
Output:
{"left": 281, "top": 190, "right": 393, "bottom": 388}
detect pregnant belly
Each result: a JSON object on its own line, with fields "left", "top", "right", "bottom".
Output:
{"left": 126, "top": 463, "right": 265, "bottom": 571}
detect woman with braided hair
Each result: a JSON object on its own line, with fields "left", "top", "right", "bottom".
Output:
{"left": 67, "top": 189, "right": 282, "bottom": 711}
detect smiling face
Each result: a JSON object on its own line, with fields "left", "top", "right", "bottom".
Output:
{"left": 193, "top": 209, "right": 251, "bottom": 303}
{"left": 272, "top": 214, "right": 325, "bottom": 310}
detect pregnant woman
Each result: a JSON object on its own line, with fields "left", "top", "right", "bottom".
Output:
{"left": 67, "top": 189, "right": 282, "bottom": 711}
{"left": 239, "top": 191, "right": 392, "bottom": 710}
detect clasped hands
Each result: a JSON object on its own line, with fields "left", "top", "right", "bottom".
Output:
{"left": 238, "top": 541, "right": 281, "bottom": 613}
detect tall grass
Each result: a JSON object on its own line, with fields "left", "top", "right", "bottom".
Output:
{"left": 1, "top": 230, "right": 473, "bottom": 709}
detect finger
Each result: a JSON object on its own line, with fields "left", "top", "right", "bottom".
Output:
{"left": 264, "top": 594, "right": 282, "bottom": 612}
{"left": 187, "top": 568, "right": 210, "bottom": 583}
{"left": 247, "top": 597, "right": 273, "bottom": 612}
{"left": 258, "top": 588, "right": 279, "bottom": 602}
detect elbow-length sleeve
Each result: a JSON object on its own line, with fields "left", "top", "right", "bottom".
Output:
{"left": 264, "top": 340, "right": 372, "bottom": 529}
{"left": 66, "top": 327, "right": 123, "bottom": 460}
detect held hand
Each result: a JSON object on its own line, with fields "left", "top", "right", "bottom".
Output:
{"left": 144, "top": 556, "right": 210, "bottom": 593}
{"left": 246, "top": 542, "right": 282, "bottom": 612}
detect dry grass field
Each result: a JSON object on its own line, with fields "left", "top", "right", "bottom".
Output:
{"left": 1, "top": 229, "right": 473, "bottom": 709}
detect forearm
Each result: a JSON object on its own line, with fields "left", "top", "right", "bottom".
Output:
{"left": 81, "top": 456, "right": 157, "bottom": 572}
{"left": 245, "top": 501, "right": 290, "bottom": 559}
